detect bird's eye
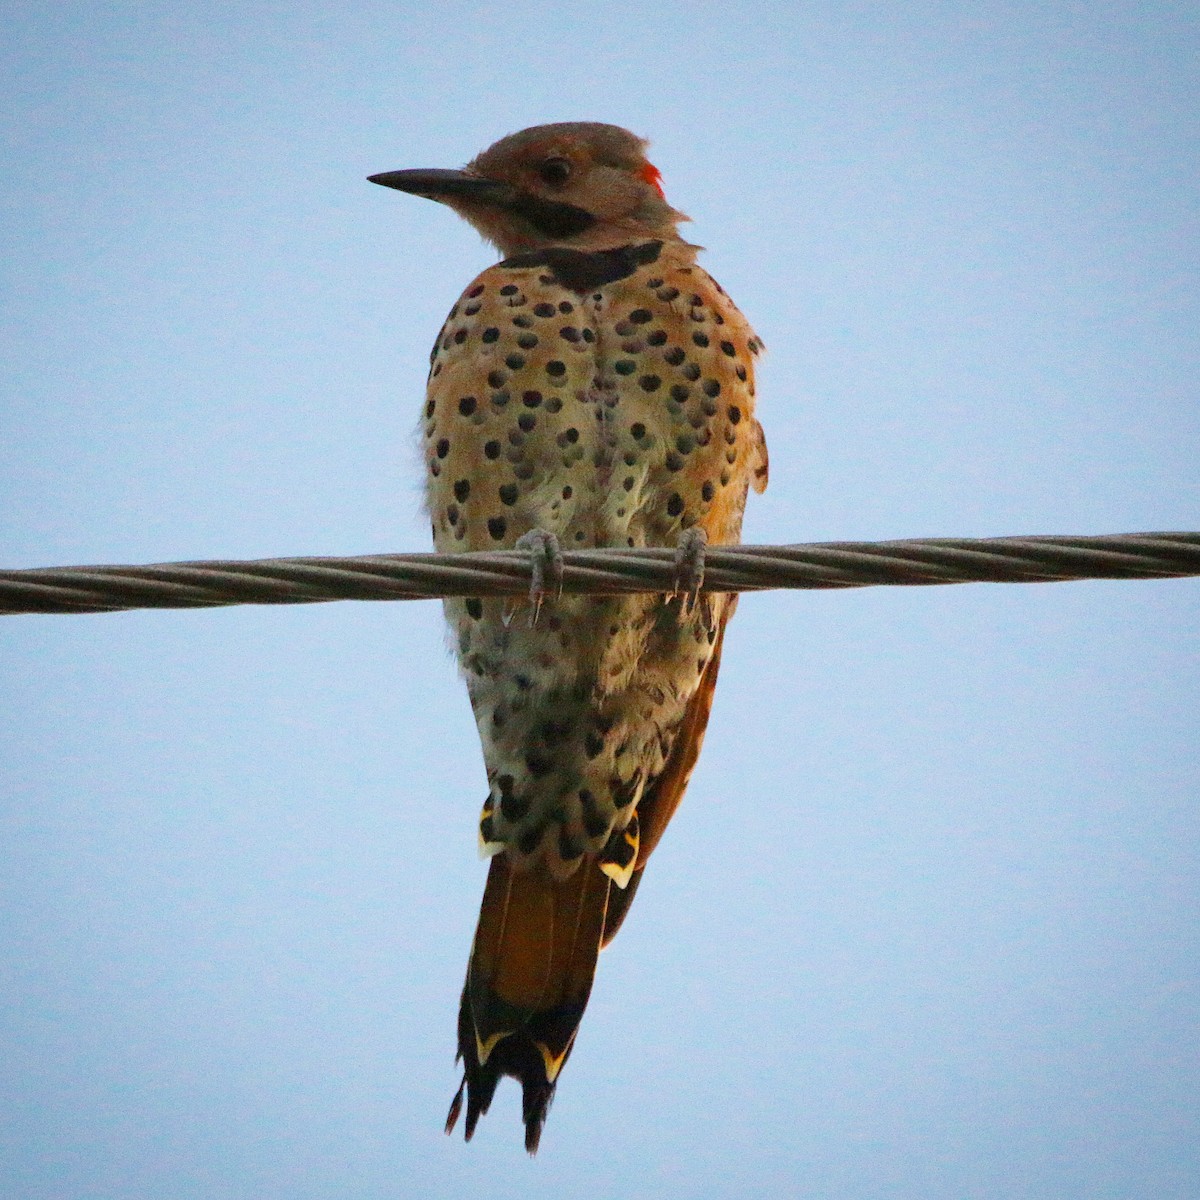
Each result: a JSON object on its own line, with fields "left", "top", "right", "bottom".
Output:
{"left": 538, "top": 157, "right": 572, "bottom": 186}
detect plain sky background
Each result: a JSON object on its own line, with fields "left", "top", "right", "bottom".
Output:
{"left": 2, "top": 3, "right": 1198, "bottom": 1198}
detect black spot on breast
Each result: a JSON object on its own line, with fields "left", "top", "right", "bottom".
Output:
{"left": 482, "top": 328, "right": 499, "bottom": 343}
{"left": 629, "top": 308, "right": 653, "bottom": 324}
{"left": 692, "top": 332, "right": 709, "bottom": 348}
{"left": 487, "top": 369, "right": 506, "bottom": 388}
{"left": 611, "top": 773, "right": 640, "bottom": 809}
{"left": 487, "top": 516, "right": 507, "bottom": 540}
{"left": 484, "top": 439, "right": 501, "bottom": 459}
{"left": 546, "top": 360, "right": 566, "bottom": 378}
{"left": 720, "top": 340, "right": 736, "bottom": 356}
{"left": 436, "top": 438, "right": 450, "bottom": 458}
{"left": 453, "top": 329, "right": 467, "bottom": 345}
{"left": 701, "top": 481, "right": 715, "bottom": 502}
{"left": 501, "top": 789, "right": 529, "bottom": 822}
{"left": 639, "top": 375, "right": 661, "bottom": 392}
{"left": 458, "top": 396, "right": 477, "bottom": 416}
{"left": 425, "top": 399, "right": 436, "bottom": 418}
{"left": 517, "top": 333, "right": 538, "bottom": 349}
{"left": 667, "top": 493, "right": 684, "bottom": 516}
{"left": 499, "top": 483, "right": 518, "bottom": 505}
{"left": 728, "top": 404, "right": 742, "bottom": 423}
{"left": 505, "top": 353, "right": 525, "bottom": 370}
{"left": 533, "top": 302, "right": 555, "bottom": 317}
{"left": 614, "top": 360, "right": 636, "bottom": 376}
{"left": 518, "top": 412, "right": 536, "bottom": 431}
{"left": 581, "top": 797, "right": 609, "bottom": 839}
{"left": 559, "top": 326, "right": 581, "bottom": 342}
{"left": 454, "top": 479, "right": 470, "bottom": 501}
{"left": 499, "top": 284, "right": 519, "bottom": 296}
{"left": 465, "top": 598, "right": 483, "bottom": 619}
{"left": 525, "top": 752, "right": 552, "bottom": 778}
{"left": 647, "top": 329, "right": 668, "bottom": 346}
{"left": 523, "top": 390, "right": 543, "bottom": 407}
{"left": 630, "top": 422, "right": 646, "bottom": 438}
{"left": 664, "top": 347, "right": 686, "bottom": 366}
{"left": 670, "top": 384, "right": 690, "bottom": 402}
{"left": 703, "top": 379, "right": 721, "bottom": 397}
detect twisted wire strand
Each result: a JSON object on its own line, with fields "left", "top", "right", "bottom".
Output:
{"left": 2, "top": 532, "right": 1197, "bottom": 616}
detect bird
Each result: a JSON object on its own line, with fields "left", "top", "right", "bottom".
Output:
{"left": 369, "top": 122, "right": 768, "bottom": 1152}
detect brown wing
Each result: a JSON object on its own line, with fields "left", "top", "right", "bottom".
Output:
{"left": 601, "top": 608, "right": 731, "bottom": 947}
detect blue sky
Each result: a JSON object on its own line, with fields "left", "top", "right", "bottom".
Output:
{"left": 2, "top": 4, "right": 1198, "bottom": 1197}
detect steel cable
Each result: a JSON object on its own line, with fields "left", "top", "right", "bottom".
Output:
{"left": 2, "top": 532, "right": 1197, "bottom": 616}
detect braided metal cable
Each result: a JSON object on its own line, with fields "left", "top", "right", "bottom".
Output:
{"left": 2, "top": 532, "right": 1197, "bottom": 616}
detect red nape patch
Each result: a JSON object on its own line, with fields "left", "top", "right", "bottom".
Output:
{"left": 640, "top": 161, "right": 666, "bottom": 199}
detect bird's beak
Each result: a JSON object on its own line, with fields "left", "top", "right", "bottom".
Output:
{"left": 370, "top": 166, "right": 597, "bottom": 240}
{"left": 367, "top": 168, "right": 514, "bottom": 207}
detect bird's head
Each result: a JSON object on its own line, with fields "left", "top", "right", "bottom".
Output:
{"left": 370, "top": 122, "right": 688, "bottom": 256}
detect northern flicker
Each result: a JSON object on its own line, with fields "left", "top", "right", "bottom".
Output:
{"left": 370, "top": 122, "right": 768, "bottom": 1152}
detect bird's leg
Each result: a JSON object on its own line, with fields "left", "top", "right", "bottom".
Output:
{"left": 516, "top": 528, "right": 564, "bottom": 625}
{"left": 672, "top": 527, "right": 707, "bottom": 615}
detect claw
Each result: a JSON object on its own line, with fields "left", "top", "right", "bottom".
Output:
{"left": 515, "top": 529, "right": 564, "bottom": 625}
{"left": 672, "top": 527, "right": 707, "bottom": 614}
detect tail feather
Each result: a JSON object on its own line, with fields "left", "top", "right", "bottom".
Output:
{"left": 447, "top": 851, "right": 611, "bottom": 1153}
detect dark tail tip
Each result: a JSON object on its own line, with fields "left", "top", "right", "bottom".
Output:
{"left": 521, "top": 1077, "right": 555, "bottom": 1154}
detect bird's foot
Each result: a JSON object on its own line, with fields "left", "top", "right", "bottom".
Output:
{"left": 672, "top": 527, "right": 707, "bottom": 614}
{"left": 515, "top": 528, "right": 564, "bottom": 625}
